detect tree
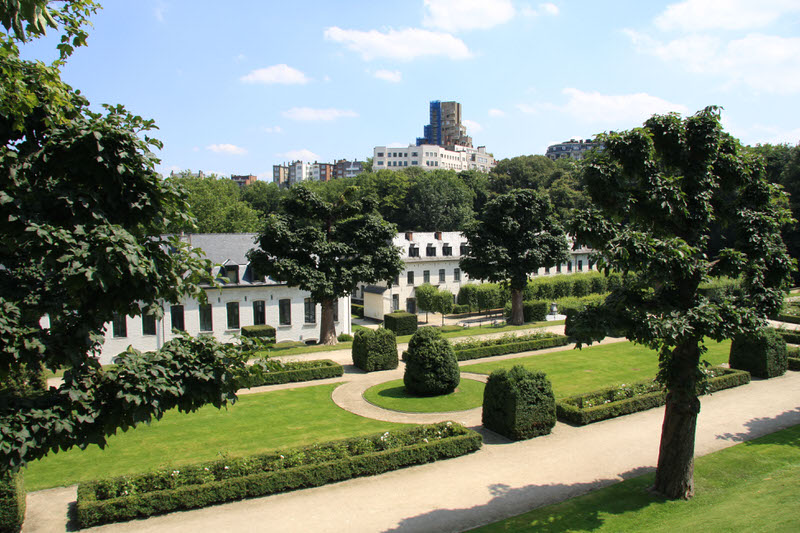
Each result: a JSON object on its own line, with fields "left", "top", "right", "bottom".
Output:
{"left": 461, "top": 190, "right": 569, "bottom": 325}
{"left": 169, "top": 173, "right": 261, "bottom": 233}
{"left": 402, "top": 170, "right": 475, "bottom": 231}
{"left": 248, "top": 185, "right": 403, "bottom": 345}
{"left": 433, "top": 289, "right": 454, "bottom": 326}
{"left": 415, "top": 283, "right": 437, "bottom": 323}
{"left": 569, "top": 107, "right": 793, "bottom": 499}
{"left": 240, "top": 180, "right": 287, "bottom": 218}
{"left": 0, "top": 1, "right": 245, "bottom": 474}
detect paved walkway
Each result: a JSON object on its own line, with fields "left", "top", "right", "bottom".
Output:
{"left": 24, "top": 329, "right": 800, "bottom": 533}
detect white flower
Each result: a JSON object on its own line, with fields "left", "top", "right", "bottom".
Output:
{"left": 204, "top": 467, "right": 209, "bottom": 471}
{"left": 224, "top": 466, "right": 229, "bottom": 470}
{"left": 280, "top": 455, "right": 284, "bottom": 459}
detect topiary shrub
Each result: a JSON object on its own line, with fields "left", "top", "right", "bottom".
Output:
{"left": 730, "top": 328, "right": 788, "bottom": 378}
{"left": 0, "top": 471, "right": 25, "bottom": 533}
{"left": 457, "top": 284, "right": 479, "bottom": 312}
{"left": 383, "top": 312, "right": 418, "bottom": 336}
{"left": 337, "top": 333, "right": 353, "bottom": 342}
{"left": 352, "top": 328, "right": 398, "bottom": 372}
{"left": 403, "top": 328, "right": 460, "bottom": 396}
{"left": 240, "top": 325, "right": 276, "bottom": 341}
{"left": 482, "top": 366, "right": 556, "bottom": 440}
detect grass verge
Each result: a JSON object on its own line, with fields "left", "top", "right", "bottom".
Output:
{"left": 471, "top": 423, "right": 800, "bottom": 532}
{"left": 364, "top": 378, "right": 485, "bottom": 413}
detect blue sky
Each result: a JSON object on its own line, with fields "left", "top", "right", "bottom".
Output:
{"left": 20, "top": 0, "right": 800, "bottom": 179}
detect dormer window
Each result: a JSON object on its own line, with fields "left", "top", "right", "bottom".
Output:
{"left": 442, "top": 244, "right": 452, "bottom": 256}
{"left": 460, "top": 244, "right": 471, "bottom": 256}
{"left": 224, "top": 265, "right": 239, "bottom": 284}
{"left": 426, "top": 245, "right": 437, "bottom": 257}
{"left": 409, "top": 246, "right": 420, "bottom": 257}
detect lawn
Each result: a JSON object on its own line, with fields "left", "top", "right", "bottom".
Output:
{"left": 463, "top": 340, "right": 732, "bottom": 398}
{"left": 24, "top": 383, "right": 407, "bottom": 491}
{"left": 471, "top": 423, "right": 800, "bottom": 532}
{"left": 363, "top": 378, "right": 485, "bottom": 413}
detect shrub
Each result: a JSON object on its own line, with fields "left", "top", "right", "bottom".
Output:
{"left": 551, "top": 276, "right": 573, "bottom": 299}
{"left": 337, "top": 333, "right": 353, "bottom": 342}
{"left": 588, "top": 272, "right": 607, "bottom": 294}
{"left": 789, "top": 357, "right": 800, "bottom": 371}
{"left": 383, "top": 312, "right": 418, "bottom": 336}
{"left": 571, "top": 276, "right": 590, "bottom": 297}
{"left": 451, "top": 304, "right": 470, "bottom": 315}
{"left": 730, "top": 328, "right": 788, "bottom": 378}
{"left": 75, "top": 422, "right": 482, "bottom": 528}
{"left": 457, "top": 284, "right": 480, "bottom": 312}
{"left": 699, "top": 277, "right": 742, "bottom": 304}
{"left": 504, "top": 300, "right": 549, "bottom": 323}
{"left": 775, "top": 329, "right": 800, "bottom": 345}
{"left": 0, "top": 471, "right": 25, "bottom": 533}
{"left": 352, "top": 328, "right": 398, "bottom": 372}
{"left": 482, "top": 366, "right": 556, "bottom": 440}
{"left": 403, "top": 328, "right": 460, "bottom": 396}
{"left": 240, "top": 325, "right": 276, "bottom": 341}
{"left": 776, "top": 313, "right": 800, "bottom": 325}
{"left": 0, "top": 362, "right": 46, "bottom": 397}
{"left": 236, "top": 359, "right": 343, "bottom": 388}
{"left": 476, "top": 284, "right": 502, "bottom": 313}
{"left": 453, "top": 334, "right": 569, "bottom": 361}
{"left": 351, "top": 303, "right": 364, "bottom": 318}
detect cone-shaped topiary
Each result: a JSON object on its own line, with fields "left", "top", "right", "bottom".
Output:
{"left": 730, "top": 327, "right": 788, "bottom": 378}
{"left": 403, "top": 327, "right": 460, "bottom": 396}
{"left": 482, "top": 365, "right": 556, "bottom": 440}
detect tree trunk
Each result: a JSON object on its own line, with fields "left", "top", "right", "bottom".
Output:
{"left": 509, "top": 288, "right": 524, "bottom": 325}
{"left": 319, "top": 298, "right": 337, "bottom": 345}
{"left": 653, "top": 341, "right": 701, "bottom": 499}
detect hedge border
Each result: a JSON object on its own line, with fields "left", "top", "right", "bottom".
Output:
{"left": 789, "top": 357, "right": 800, "bottom": 371}
{"left": 237, "top": 360, "right": 343, "bottom": 388}
{"left": 556, "top": 367, "right": 751, "bottom": 426}
{"left": 775, "top": 329, "right": 800, "bottom": 345}
{"left": 776, "top": 313, "right": 800, "bottom": 325}
{"left": 0, "top": 471, "right": 25, "bottom": 533}
{"left": 76, "top": 423, "right": 482, "bottom": 527}
{"left": 454, "top": 335, "right": 570, "bottom": 361}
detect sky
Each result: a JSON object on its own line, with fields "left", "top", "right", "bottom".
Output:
{"left": 18, "top": 0, "right": 800, "bottom": 180}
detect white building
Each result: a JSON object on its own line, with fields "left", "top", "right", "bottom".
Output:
{"left": 373, "top": 144, "right": 496, "bottom": 173}
{"left": 95, "top": 234, "right": 351, "bottom": 364}
{"left": 357, "top": 232, "right": 596, "bottom": 320}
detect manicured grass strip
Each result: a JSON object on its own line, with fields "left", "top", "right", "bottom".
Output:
{"left": 471, "top": 424, "right": 800, "bottom": 532}
{"left": 24, "top": 384, "right": 407, "bottom": 492}
{"left": 364, "top": 379, "right": 485, "bottom": 413}
{"left": 463, "top": 340, "right": 731, "bottom": 399}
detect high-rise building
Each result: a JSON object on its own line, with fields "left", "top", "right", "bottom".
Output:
{"left": 416, "top": 100, "right": 472, "bottom": 148}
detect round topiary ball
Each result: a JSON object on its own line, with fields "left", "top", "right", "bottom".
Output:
{"left": 403, "top": 327, "right": 460, "bottom": 396}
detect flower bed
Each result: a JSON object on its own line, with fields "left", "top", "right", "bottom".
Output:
{"left": 452, "top": 333, "right": 569, "bottom": 361}
{"left": 76, "top": 422, "right": 481, "bottom": 527}
{"left": 236, "top": 359, "right": 343, "bottom": 388}
{"left": 556, "top": 367, "right": 751, "bottom": 426}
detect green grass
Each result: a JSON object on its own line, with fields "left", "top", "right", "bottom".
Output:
{"left": 24, "top": 383, "right": 406, "bottom": 491}
{"left": 464, "top": 340, "right": 731, "bottom": 399}
{"left": 472, "top": 424, "right": 800, "bottom": 532}
{"left": 363, "top": 378, "right": 485, "bottom": 413}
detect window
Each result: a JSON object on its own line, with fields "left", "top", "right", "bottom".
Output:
{"left": 333, "top": 300, "right": 339, "bottom": 322}
{"left": 224, "top": 265, "right": 239, "bottom": 284}
{"left": 460, "top": 244, "right": 471, "bottom": 256}
{"left": 567, "top": 261, "right": 573, "bottom": 273}
{"left": 407, "top": 271, "right": 415, "bottom": 285}
{"left": 556, "top": 264, "right": 562, "bottom": 273}
{"left": 412, "top": 152, "right": 418, "bottom": 157}
{"left": 577, "top": 260, "right": 583, "bottom": 271}
{"left": 409, "top": 246, "right": 419, "bottom": 257}
{"left": 377, "top": 152, "right": 384, "bottom": 157}
{"left": 304, "top": 298, "right": 316, "bottom": 324}
{"left": 545, "top": 267, "right": 550, "bottom": 274}
{"left": 279, "top": 299, "right": 291, "bottom": 325}
{"left": 406, "top": 298, "right": 417, "bottom": 313}
{"left": 199, "top": 303, "right": 213, "bottom": 331}
{"left": 226, "top": 302, "right": 240, "bottom": 329}
{"left": 377, "top": 161, "right": 384, "bottom": 166}
{"left": 442, "top": 245, "right": 452, "bottom": 256}
{"left": 454, "top": 268, "right": 460, "bottom": 281}
{"left": 423, "top": 270, "right": 430, "bottom": 284}
{"left": 411, "top": 161, "right": 418, "bottom": 165}
{"left": 426, "top": 245, "right": 436, "bottom": 257}
{"left": 439, "top": 269, "right": 445, "bottom": 283}
{"left": 112, "top": 313, "right": 127, "bottom": 338}
{"left": 170, "top": 305, "right": 185, "bottom": 332}
{"left": 392, "top": 294, "right": 399, "bottom": 312}
{"left": 142, "top": 313, "right": 156, "bottom": 336}
{"left": 253, "top": 300, "right": 266, "bottom": 325}
{"left": 393, "top": 274, "right": 400, "bottom": 286}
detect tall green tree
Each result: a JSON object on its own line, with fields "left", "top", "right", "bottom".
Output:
{"left": 248, "top": 185, "right": 403, "bottom": 344}
{"left": 0, "top": 0, "right": 245, "bottom": 474}
{"left": 169, "top": 172, "right": 261, "bottom": 233}
{"left": 240, "top": 180, "right": 287, "bottom": 218}
{"left": 403, "top": 170, "right": 474, "bottom": 231}
{"left": 415, "top": 283, "right": 437, "bottom": 323}
{"left": 570, "top": 107, "right": 793, "bottom": 499}
{"left": 461, "top": 190, "right": 569, "bottom": 325}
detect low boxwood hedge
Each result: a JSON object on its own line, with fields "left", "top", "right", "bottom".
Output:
{"left": 776, "top": 313, "right": 800, "bottom": 325}
{"left": 236, "top": 359, "right": 343, "bottom": 388}
{"left": 0, "top": 471, "right": 25, "bottom": 533}
{"left": 453, "top": 334, "right": 569, "bottom": 361}
{"left": 384, "top": 312, "right": 418, "bottom": 336}
{"left": 240, "top": 324, "right": 276, "bottom": 341}
{"left": 789, "top": 358, "right": 800, "bottom": 371}
{"left": 556, "top": 367, "right": 751, "bottom": 426}
{"left": 75, "top": 422, "right": 482, "bottom": 528}
{"left": 775, "top": 328, "right": 800, "bottom": 345}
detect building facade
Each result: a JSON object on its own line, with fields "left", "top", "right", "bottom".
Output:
{"left": 333, "top": 159, "right": 365, "bottom": 179}
{"left": 545, "top": 139, "right": 599, "bottom": 161}
{"left": 373, "top": 144, "right": 495, "bottom": 173}
{"left": 230, "top": 174, "right": 257, "bottom": 187}
{"left": 273, "top": 161, "right": 334, "bottom": 187}
{"left": 94, "top": 234, "right": 351, "bottom": 364}
{"left": 416, "top": 100, "right": 473, "bottom": 148}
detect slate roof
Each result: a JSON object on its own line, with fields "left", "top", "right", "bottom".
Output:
{"left": 184, "top": 233, "right": 259, "bottom": 265}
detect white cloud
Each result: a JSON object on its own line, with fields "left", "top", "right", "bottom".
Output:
{"left": 462, "top": 119, "right": 483, "bottom": 133}
{"left": 374, "top": 69, "right": 403, "bottom": 82}
{"left": 206, "top": 144, "right": 247, "bottom": 155}
{"left": 282, "top": 107, "right": 359, "bottom": 121}
{"left": 324, "top": 26, "right": 472, "bottom": 61}
{"left": 488, "top": 108, "right": 506, "bottom": 117}
{"left": 240, "top": 64, "right": 310, "bottom": 85}
{"left": 154, "top": 1, "right": 167, "bottom": 23}
{"left": 422, "top": 0, "right": 515, "bottom": 32}
{"left": 627, "top": 31, "right": 800, "bottom": 94}
{"left": 539, "top": 3, "right": 560, "bottom": 16}
{"left": 278, "top": 149, "right": 319, "bottom": 162}
{"left": 262, "top": 126, "right": 283, "bottom": 134}
{"left": 521, "top": 2, "right": 560, "bottom": 17}
{"left": 234, "top": 54, "right": 247, "bottom": 63}
{"left": 559, "top": 88, "right": 688, "bottom": 124}
{"left": 654, "top": 0, "right": 800, "bottom": 32}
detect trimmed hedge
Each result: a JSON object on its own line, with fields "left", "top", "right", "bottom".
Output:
{"left": 557, "top": 367, "right": 751, "bottom": 425}
{"left": 0, "top": 471, "right": 24, "bottom": 533}
{"left": 451, "top": 304, "right": 470, "bottom": 315}
{"left": 351, "top": 303, "right": 365, "bottom": 318}
{"left": 776, "top": 313, "right": 800, "bottom": 325}
{"left": 75, "top": 422, "right": 482, "bottom": 528}
{"left": 453, "top": 335, "right": 569, "bottom": 361}
{"left": 240, "top": 324, "right": 276, "bottom": 341}
{"left": 774, "top": 328, "right": 800, "bottom": 345}
{"left": 789, "top": 357, "right": 800, "bottom": 371}
{"left": 503, "top": 300, "right": 549, "bottom": 323}
{"left": 730, "top": 328, "right": 787, "bottom": 378}
{"left": 482, "top": 366, "right": 556, "bottom": 440}
{"left": 404, "top": 328, "right": 460, "bottom": 396}
{"left": 384, "top": 312, "right": 418, "bottom": 336}
{"left": 236, "top": 359, "right": 343, "bottom": 388}
{"left": 352, "top": 328, "right": 398, "bottom": 372}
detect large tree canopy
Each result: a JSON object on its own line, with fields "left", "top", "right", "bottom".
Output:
{"left": 168, "top": 172, "right": 261, "bottom": 233}
{"left": 461, "top": 189, "right": 569, "bottom": 325}
{"left": 248, "top": 185, "right": 403, "bottom": 344}
{"left": 570, "top": 107, "right": 793, "bottom": 499}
